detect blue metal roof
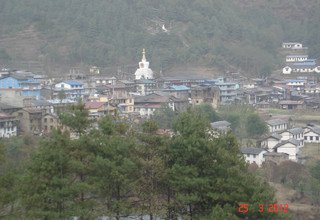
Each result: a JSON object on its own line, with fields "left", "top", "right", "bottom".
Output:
{"left": 292, "top": 60, "right": 316, "bottom": 66}
{"left": 63, "top": 80, "right": 83, "bottom": 86}
{"left": 170, "top": 85, "right": 190, "bottom": 91}
{"left": 286, "top": 79, "right": 306, "bottom": 83}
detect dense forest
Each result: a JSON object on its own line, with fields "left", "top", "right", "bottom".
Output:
{"left": 0, "top": 0, "right": 319, "bottom": 75}
{"left": 0, "top": 104, "right": 289, "bottom": 219}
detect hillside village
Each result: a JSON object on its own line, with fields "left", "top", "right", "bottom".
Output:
{"left": 0, "top": 44, "right": 320, "bottom": 168}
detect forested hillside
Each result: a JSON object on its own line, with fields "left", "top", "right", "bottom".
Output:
{"left": 0, "top": 0, "right": 319, "bottom": 75}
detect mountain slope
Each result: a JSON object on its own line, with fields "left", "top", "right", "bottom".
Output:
{"left": 0, "top": 0, "right": 319, "bottom": 75}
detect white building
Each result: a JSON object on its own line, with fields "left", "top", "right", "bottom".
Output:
{"left": 286, "top": 55, "right": 308, "bottom": 63}
{"left": 283, "top": 66, "right": 292, "bottom": 75}
{"left": 134, "top": 49, "right": 154, "bottom": 80}
{"left": 275, "top": 139, "right": 300, "bottom": 161}
{"left": 241, "top": 147, "right": 267, "bottom": 167}
{"left": 282, "top": 60, "right": 320, "bottom": 75}
{"left": 304, "top": 126, "right": 320, "bottom": 143}
{"left": 134, "top": 104, "right": 160, "bottom": 117}
{"left": 261, "top": 133, "right": 282, "bottom": 152}
{"left": 282, "top": 42, "right": 303, "bottom": 49}
{"left": 279, "top": 127, "right": 304, "bottom": 147}
{"left": 0, "top": 113, "right": 18, "bottom": 137}
{"left": 266, "top": 119, "right": 288, "bottom": 133}
{"left": 54, "top": 80, "right": 85, "bottom": 100}
{"left": 286, "top": 79, "right": 306, "bottom": 89}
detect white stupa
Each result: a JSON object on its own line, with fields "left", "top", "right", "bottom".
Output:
{"left": 134, "top": 49, "right": 154, "bottom": 80}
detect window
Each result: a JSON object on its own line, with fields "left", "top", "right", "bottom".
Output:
{"left": 317, "top": 137, "right": 319, "bottom": 141}
{"left": 253, "top": 155, "right": 256, "bottom": 158}
{"left": 304, "top": 136, "right": 307, "bottom": 140}
{"left": 310, "top": 136, "right": 313, "bottom": 141}
{"left": 50, "top": 118, "right": 54, "bottom": 123}
{"left": 44, "top": 118, "right": 47, "bottom": 123}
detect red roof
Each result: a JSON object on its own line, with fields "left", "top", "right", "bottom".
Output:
{"left": 85, "top": 101, "right": 105, "bottom": 109}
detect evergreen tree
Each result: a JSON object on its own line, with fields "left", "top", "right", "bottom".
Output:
{"left": 168, "top": 109, "right": 279, "bottom": 219}
{"left": 67, "top": 132, "right": 98, "bottom": 218}
{"left": 134, "top": 120, "right": 168, "bottom": 219}
{"left": 20, "top": 130, "right": 73, "bottom": 219}
{"left": 59, "top": 102, "right": 93, "bottom": 136}
{"left": 93, "top": 118, "right": 138, "bottom": 219}
{"left": 245, "top": 113, "right": 268, "bottom": 138}
{"left": 152, "top": 105, "right": 177, "bottom": 129}
{"left": 194, "top": 104, "right": 220, "bottom": 122}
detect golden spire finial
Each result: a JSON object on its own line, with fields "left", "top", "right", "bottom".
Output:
{"left": 142, "top": 48, "right": 146, "bottom": 61}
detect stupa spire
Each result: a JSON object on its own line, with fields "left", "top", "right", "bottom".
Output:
{"left": 142, "top": 48, "right": 146, "bottom": 61}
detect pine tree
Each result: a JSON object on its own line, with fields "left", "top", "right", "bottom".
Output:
{"left": 20, "top": 130, "right": 73, "bottom": 219}
{"left": 168, "top": 109, "right": 280, "bottom": 219}
{"left": 59, "top": 102, "right": 93, "bottom": 136}
{"left": 133, "top": 120, "right": 168, "bottom": 219}
{"left": 93, "top": 117, "right": 138, "bottom": 219}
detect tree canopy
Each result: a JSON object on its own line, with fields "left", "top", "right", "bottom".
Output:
{"left": 0, "top": 104, "right": 284, "bottom": 219}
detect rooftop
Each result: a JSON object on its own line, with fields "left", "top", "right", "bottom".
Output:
{"left": 264, "top": 152, "right": 289, "bottom": 157}
{"left": 85, "top": 101, "right": 105, "bottom": 109}
{"left": 63, "top": 80, "right": 83, "bottom": 86}
{"left": 287, "top": 127, "right": 304, "bottom": 135}
{"left": 210, "top": 121, "right": 231, "bottom": 129}
{"left": 286, "top": 55, "right": 308, "bottom": 58}
{"left": 23, "top": 108, "right": 43, "bottom": 114}
{"left": 266, "top": 119, "right": 287, "bottom": 126}
{"left": 279, "top": 100, "right": 304, "bottom": 105}
{"left": 0, "top": 103, "right": 20, "bottom": 110}
{"left": 275, "top": 139, "right": 300, "bottom": 148}
{"left": 0, "top": 112, "right": 15, "bottom": 119}
{"left": 261, "top": 133, "right": 282, "bottom": 141}
{"left": 169, "top": 85, "right": 190, "bottom": 91}
{"left": 306, "top": 126, "right": 320, "bottom": 135}
{"left": 241, "top": 147, "right": 266, "bottom": 155}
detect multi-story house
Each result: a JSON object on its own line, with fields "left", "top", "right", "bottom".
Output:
{"left": 279, "top": 127, "right": 304, "bottom": 148}
{"left": 110, "top": 96, "right": 134, "bottom": 115}
{"left": 304, "top": 125, "right": 320, "bottom": 143}
{"left": 134, "top": 93, "right": 188, "bottom": 117}
{"left": 285, "top": 79, "right": 306, "bottom": 90}
{"left": 274, "top": 139, "right": 300, "bottom": 161}
{"left": 190, "top": 85, "right": 220, "bottom": 108}
{"left": 54, "top": 80, "right": 85, "bottom": 101}
{"left": 135, "top": 79, "right": 157, "bottom": 96}
{"left": 241, "top": 147, "right": 267, "bottom": 167}
{"left": 12, "top": 108, "right": 43, "bottom": 135}
{"left": 283, "top": 60, "right": 320, "bottom": 74}
{"left": 166, "top": 85, "right": 190, "bottom": 99}
{"left": 156, "top": 76, "right": 208, "bottom": 88}
{"left": 85, "top": 101, "right": 109, "bottom": 118}
{"left": 0, "top": 112, "right": 18, "bottom": 137}
{"left": 286, "top": 55, "right": 308, "bottom": 63}
{"left": 215, "top": 82, "right": 238, "bottom": 104}
{"left": 42, "top": 113, "right": 64, "bottom": 134}
{"left": 266, "top": 119, "right": 288, "bottom": 133}
{"left": 0, "top": 72, "right": 41, "bottom": 99}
